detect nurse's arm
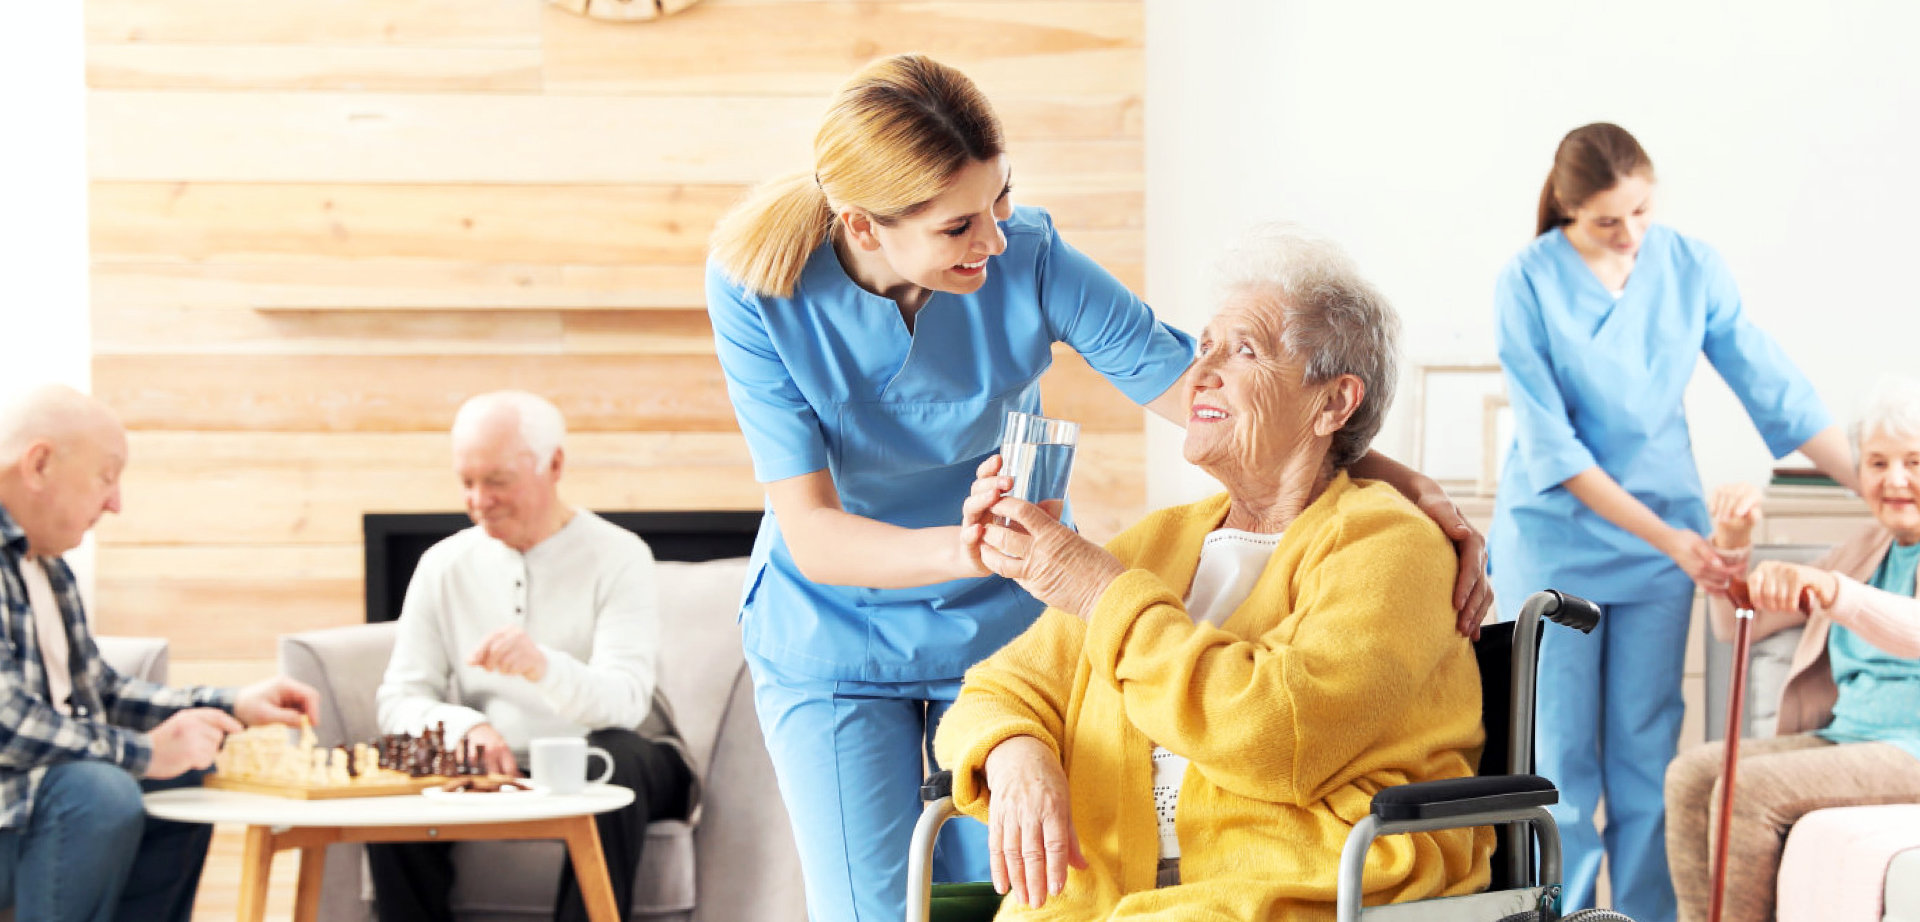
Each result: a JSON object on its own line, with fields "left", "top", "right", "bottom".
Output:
{"left": 1561, "top": 467, "right": 1738, "bottom": 592}
{"left": 1795, "top": 426, "right": 1861, "bottom": 493}
{"left": 765, "top": 469, "right": 986, "bottom": 589}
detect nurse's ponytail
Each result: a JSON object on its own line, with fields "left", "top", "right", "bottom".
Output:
{"left": 1536, "top": 122, "right": 1655, "bottom": 237}
{"left": 710, "top": 54, "right": 1005, "bottom": 298}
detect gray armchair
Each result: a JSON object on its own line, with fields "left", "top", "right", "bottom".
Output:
{"left": 277, "top": 558, "right": 805, "bottom": 922}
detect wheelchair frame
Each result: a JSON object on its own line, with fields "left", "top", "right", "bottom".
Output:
{"left": 906, "top": 589, "right": 1605, "bottom": 922}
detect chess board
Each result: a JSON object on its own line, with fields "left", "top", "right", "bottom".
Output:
{"left": 207, "top": 721, "right": 494, "bottom": 800}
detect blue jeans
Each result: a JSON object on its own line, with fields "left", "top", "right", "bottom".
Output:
{"left": 1535, "top": 593, "right": 1690, "bottom": 922}
{"left": 748, "top": 651, "right": 990, "bottom": 922}
{"left": 0, "top": 763, "right": 213, "bottom": 922}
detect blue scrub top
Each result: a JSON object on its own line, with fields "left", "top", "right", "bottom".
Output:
{"left": 1489, "top": 224, "right": 1831, "bottom": 609}
{"left": 707, "top": 206, "right": 1196, "bottom": 682}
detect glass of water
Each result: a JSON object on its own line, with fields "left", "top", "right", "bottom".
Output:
{"left": 998, "top": 411, "right": 1080, "bottom": 523}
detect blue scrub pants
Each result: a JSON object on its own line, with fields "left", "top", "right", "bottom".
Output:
{"left": 747, "top": 651, "right": 991, "bottom": 922}
{"left": 1535, "top": 591, "right": 1690, "bottom": 922}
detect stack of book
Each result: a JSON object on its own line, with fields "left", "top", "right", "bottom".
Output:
{"left": 1767, "top": 467, "right": 1851, "bottom": 497}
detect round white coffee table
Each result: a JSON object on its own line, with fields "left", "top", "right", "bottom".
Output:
{"left": 145, "top": 784, "right": 634, "bottom": 922}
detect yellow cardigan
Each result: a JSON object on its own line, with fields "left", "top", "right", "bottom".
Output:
{"left": 933, "top": 473, "right": 1494, "bottom": 920}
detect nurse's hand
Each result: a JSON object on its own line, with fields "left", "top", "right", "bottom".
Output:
{"left": 977, "top": 497, "right": 1126, "bottom": 620}
{"left": 1746, "top": 560, "right": 1836, "bottom": 613}
{"left": 1707, "top": 483, "right": 1764, "bottom": 549}
{"left": 959, "top": 456, "right": 1013, "bottom": 578}
{"left": 1413, "top": 491, "right": 1492, "bottom": 640}
{"left": 983, "top": 735, "right": 1086, "bottom": 909}
{"left": 1661, "top": 527, "right": 1739, "bottom": 593}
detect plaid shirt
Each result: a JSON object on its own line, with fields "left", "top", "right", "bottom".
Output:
{"left": 0, "top": 502, "right": 233, "bottom": 830}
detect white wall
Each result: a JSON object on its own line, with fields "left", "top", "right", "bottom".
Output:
{"left": 1145, "top": 0, "right": 1920, "bottom": 507}
{"left": 2, "top": 3, "right": 95, "bottom": 591}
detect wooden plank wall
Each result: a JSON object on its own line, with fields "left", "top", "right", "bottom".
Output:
{"left": 84, "top": 0, "right": 1148, "bottom": 690}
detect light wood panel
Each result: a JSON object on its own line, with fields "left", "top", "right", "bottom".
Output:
{"left": 91, "top": 183, "right": 1142, "bottom": 264}
{"left": 87, "top": 0, "right": 542, "bottom": 46}
{"left": 88, "top": 45, "right": 545, "bottom": 93}
{"left": 89, "top": 92, "right": 1141, "bottom": 184}
{"left": 96, "top": 348, "right": 1143, "bottom": 434}
{"left": 541, "top": 2, "right": 1141, "bottom": 97}
{"left": 91, "top": 260, "right": 710, "bottom": 312}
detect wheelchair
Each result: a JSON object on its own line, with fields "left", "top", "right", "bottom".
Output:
{"left": 906, "top": 589, "right": 1636, "bottom": 922}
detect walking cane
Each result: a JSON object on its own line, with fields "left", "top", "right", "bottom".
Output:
{"left": 1707, "top": 581, "right": 1813, "bottom": 922}
{"left": 1706, "top": 580, "right": 1756, "bottom": 922}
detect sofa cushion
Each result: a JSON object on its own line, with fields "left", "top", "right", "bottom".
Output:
{"left": 650, "top": 559, "right": 749, "bottom": 783}
{"left": 1777, "top": 804, "right": 1920, "bottom": 922}
{"left": 1887, "top": 846, "right": 1920, "bottom": 922}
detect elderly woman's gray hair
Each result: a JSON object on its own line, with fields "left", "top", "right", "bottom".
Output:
{"left": 1215, "top": 224, "right": 1401, "bottom": 469}
{"left": 1850, "top": 375, "right": 1920, "bottom": 461}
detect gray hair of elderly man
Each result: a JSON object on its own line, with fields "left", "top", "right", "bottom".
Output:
{"left": 1214, "top": 224, "right": 1401, "bottom": 469}
{"left": 1849, "top": 375, "right": 1920, "bottom": 462}
{"left": 0, "top": 384, "right": 120, "bottom": 467}
{"left": 451, "top": 390, "right": 567, "bottom": 472}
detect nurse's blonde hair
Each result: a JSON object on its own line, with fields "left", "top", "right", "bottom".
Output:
{"left": 709, "top": 54, "right": 1005, "bottom": 298}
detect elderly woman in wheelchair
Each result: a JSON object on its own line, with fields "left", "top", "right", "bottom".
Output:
{"left": 929, "top": 225, "right": 1496, "bottom": 921}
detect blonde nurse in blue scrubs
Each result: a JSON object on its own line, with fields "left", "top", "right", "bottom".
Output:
{"left": 1489, "top": 122, "right": 1859, "bottom": 921}
{"left": 706, "top": 54, "right": 1494, "bottom": 922}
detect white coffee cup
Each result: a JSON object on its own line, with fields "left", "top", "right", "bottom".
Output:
{"left": 529, "top": 737, "right": 614, "bottom": 795}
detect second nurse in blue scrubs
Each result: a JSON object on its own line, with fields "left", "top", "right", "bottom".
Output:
{"left": 707, "top": 54, "right": 1493, "bottom": 922}
{"left": 1490, "top": 122, "right": 1857, "bottom": 921}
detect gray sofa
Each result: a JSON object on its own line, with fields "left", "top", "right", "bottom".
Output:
{"left": 277, "top": 558, "right": 806, "bottom": 922}
{"left": 0, "top": 635, "right": 171, "bottom": 922}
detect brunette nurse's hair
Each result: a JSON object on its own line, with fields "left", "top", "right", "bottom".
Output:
{"left": 709, "top": 54, "right": 1006, "bottom": 297}
{"left": 1536, "top": 122, "right": 1655, "bottom": 237}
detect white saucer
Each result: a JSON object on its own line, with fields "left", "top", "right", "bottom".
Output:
{"left": 421, "top": 782, "right": 548, "bottom": 802}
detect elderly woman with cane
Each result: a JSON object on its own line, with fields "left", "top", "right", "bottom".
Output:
{"left": 933, "top": 226, "right": 1493, "bottom": 920}
{"left": 1665, "top": 376, "right": 1920, "bottom": 922}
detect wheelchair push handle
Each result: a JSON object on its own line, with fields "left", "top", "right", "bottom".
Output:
{"left": 1521, "top": 589, "right": 1600, "bottom": 634}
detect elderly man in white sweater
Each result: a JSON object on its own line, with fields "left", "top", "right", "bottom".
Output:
{"left": 370, "top": 391, "right": 693, "bottom": 922}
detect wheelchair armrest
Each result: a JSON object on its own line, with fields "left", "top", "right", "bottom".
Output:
{"left": 922, "top": 769, "right": 954, "bottom": 803}
{"left": 1369, "top": 774, "right": 1557, "bottom": 822}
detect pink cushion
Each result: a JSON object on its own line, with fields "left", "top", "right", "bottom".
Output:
{"left": 1777, "top": 805, "right": 1920, "bottom": 922}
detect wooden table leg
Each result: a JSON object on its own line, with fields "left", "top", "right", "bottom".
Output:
{"left": 561, "top": 815, "right": 620, "bottom": 922}
{"left": 293, "top": 845, "right": 328, "bottom": 922}
{"left": 236, "top": 825, "right": 275, "bottom": 922}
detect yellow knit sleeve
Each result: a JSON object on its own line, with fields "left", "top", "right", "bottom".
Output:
{"left": 1081, "top": 492, "right": 1468, "bottom": 806}
{"left": 931, "top": 609, "right": 1087, "bottom": 821}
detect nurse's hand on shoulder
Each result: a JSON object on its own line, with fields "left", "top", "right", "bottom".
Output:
{"left": 1411, "top": 490, "right": 1493, "bottom": 640}
{"left": 1707, "top": 483, "right": 1764, "bottom": 549}
{"left": 984, "top": 735, "right": 1086, "bottom": 909}
{"left": 1660, "top": 526, "right": 1739, "bottom": 593}
{"left": 976, "top": 496, "right": 1125, "bottom": 620}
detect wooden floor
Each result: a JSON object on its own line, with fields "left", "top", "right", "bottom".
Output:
{"left": 193, "top": 825, "right": 298, "bottom": 922}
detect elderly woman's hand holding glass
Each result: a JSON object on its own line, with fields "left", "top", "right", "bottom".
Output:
{"left": 935, "top": 226, "right": 1493, "bottom": 920}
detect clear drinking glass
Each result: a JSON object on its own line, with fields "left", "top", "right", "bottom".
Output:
{"left": 998, "top": 411, "right": 1080, "bottom": 522}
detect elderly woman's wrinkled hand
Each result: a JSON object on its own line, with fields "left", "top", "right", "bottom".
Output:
{"left": 977, "top": 496, "right": 1127, "bottom": 620}
{"left": 983, "top": 735, "right": 1087, "bottom": 908}
{"left": 1746, "top": 560, "right": 1837, "bottom": 613}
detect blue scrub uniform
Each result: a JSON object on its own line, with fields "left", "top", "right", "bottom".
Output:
{"left": 1490, "top": 224, "right": 1830, "bottom": 921}
{"left": 708, "top": 205, "right": 1195, "bottom": 922}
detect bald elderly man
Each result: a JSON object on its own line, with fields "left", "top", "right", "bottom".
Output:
{"left": 0, "top": 385, "right": 319, "bottom": 922}
{"left": 370, "top": 391, "right": 694, "bottom": 922}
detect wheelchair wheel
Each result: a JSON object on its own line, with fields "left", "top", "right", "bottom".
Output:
{"left": 1561, "top": 911, "right": 1634, "bottom": 921}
